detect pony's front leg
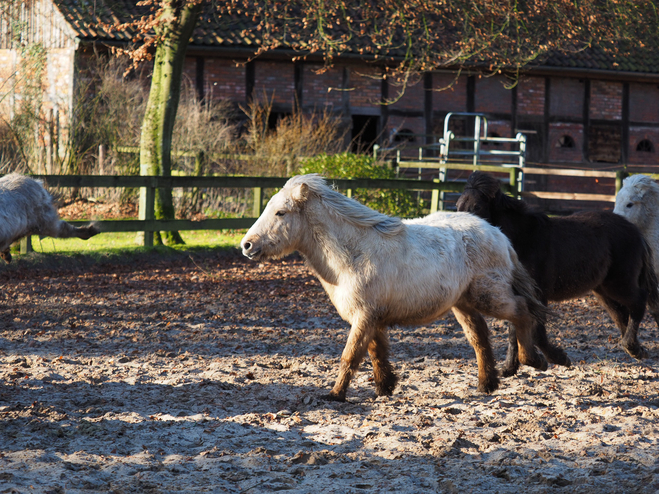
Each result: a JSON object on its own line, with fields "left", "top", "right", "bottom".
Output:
{"left": 452, "top": 305, "right": 499, "bottom": 393}
{"left": 325, "top": 320, "right": 376, "bottom": 402}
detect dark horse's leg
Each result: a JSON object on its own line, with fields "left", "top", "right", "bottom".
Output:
{"left": 367, "top": 326, "right": 398, "bottom": 397}
{"left": 452, "top": 305, "right": 499, "bottom": 393}
{"left": 594, "top": 287, "right": 648, "bottom": 360}
{"left": 531, "top": 299, "right": 571, "bottom": 368}
{"left": 501, "top": 323, "right": 520, "bottom": 378}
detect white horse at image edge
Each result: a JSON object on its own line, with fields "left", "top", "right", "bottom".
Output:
{"left": 614, "top": 173, "right": 659, "bottom": 324}
{"left": 240, "top": 174, "right": 554, "bottom": 401}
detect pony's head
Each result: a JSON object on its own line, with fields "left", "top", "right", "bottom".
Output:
{"left": 241, "top": 175, "right": 313, "bottom": 261}
{"left": 456, "top": 171, "right": 502, "bottom": 221}
{"left": 614, "top": 174, "right": 659, "bottom": 230}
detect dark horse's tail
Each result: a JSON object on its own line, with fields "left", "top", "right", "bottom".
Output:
{"left": 640, "top": 238, "right": 659, "bottom": 314}
{"left": 508, "top": 249, "right": 550, "bottom": 324}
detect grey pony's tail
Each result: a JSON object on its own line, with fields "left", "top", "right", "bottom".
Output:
{"left": 509, "top": 249, "right": 550, "bottom": 325}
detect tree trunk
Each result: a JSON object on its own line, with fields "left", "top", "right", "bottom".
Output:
{"left": 139, "top": 0, "right": 201, "bottom": 245}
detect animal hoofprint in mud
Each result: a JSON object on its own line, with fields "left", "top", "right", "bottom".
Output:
{"left": 0, "top": 173, "right": 99, "bottom": 262}
{"left": 241, "top": 174, "right": 556, "bottom": 401}
{"left": 457, "top": 171, "right": 659, "bottom": 375}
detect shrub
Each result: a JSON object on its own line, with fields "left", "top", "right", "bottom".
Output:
{"left": 297, "top": 152, "right": 423, "bottom": 218}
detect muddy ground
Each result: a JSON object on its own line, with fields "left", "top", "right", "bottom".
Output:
{"left": 1, "top": 248, "right": 658, "bottom": 493}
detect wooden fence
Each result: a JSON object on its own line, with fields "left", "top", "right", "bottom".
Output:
{"left": 20, "top": 165, "right": 636, "bottom": 250}
{"left": 25, "top": 174, "right": 468, "bottom": 249}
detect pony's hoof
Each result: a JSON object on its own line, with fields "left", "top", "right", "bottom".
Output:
{"left": 477, "top": 376, "right": 500, "bottom": 394}
{"left": 546, "top": 351, "right": 571, "bottom": 368}
{"left": 521, "top": 353, "right": 548, "bottom": 371}
{"left": 623, "top": 343, "right": 648, "bottom": 360}
{"left": 320, "top": 391, "right": 346, "bottom": 402}
{"left": 374, "top": 374, "right": 398, "bottom": 397}
{"left": 498, "top": 361, "right": 519, "bottom": 378}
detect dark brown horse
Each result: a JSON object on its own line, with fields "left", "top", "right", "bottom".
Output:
{"left": 457, "top": 171, "right": 659, "bottom": 376}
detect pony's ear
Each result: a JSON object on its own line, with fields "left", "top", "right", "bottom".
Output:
{"left": 290, "top": 182, "right": 310, "bottom": 205}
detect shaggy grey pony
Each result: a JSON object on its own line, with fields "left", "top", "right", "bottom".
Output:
{"left": 0, "top": 173, "right": 99, "bottom": 262}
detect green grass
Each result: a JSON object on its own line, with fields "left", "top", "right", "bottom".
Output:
{"left": 19, "top": 229, "right": 246, "bottom": 256}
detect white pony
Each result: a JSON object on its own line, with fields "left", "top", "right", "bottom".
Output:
{"left": 0, "top": 173, "right": 99, "bottom": 262}
{"left": 614, "top": 173, "right": 659, "bottom": 323}
{"left": 241, "top": 174, "right": 552, "bottom": 401}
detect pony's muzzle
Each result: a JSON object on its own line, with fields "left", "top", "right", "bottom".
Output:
{"left": 241, "top": 238, "right": 261, "bottom": 260}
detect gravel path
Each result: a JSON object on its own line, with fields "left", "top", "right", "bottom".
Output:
{"left": 1, "top": 250, "right": 658, "bottom": 493}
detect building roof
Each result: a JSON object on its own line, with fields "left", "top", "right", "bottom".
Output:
{"left": 51, "top": 0, "right": 659, "bottom": 76}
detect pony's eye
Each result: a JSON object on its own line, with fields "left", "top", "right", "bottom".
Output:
{"left": 626, "top": 202, "right": 633, "bottom": 208}
{"left": 275, "top": 210, "right": 286, "bottom": 217}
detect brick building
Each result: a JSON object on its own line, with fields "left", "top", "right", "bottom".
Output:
{"left": 2, "top": 0, "right": 659, "bottom": 174}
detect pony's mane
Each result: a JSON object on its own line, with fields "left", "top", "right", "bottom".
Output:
{"left": 285, "top": 174, "right": 403, "bottom": 235}
{"left": 464, "top": 171, "right": 529, "bottom": 214}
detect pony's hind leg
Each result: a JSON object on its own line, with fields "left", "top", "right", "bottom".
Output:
{"left": 367, "top": 326, "right": 398, "bottom": 397}
{"left": 594, "top": 288, "right": 648, "bottom": 360}
{"left": 452, "top": 305, "right": 499, "bottom": 393}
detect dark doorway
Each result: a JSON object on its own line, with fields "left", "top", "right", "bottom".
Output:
{"left": 351, "top": 115, "right": 379, "bottom": 153}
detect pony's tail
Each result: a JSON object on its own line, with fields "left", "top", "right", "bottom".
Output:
{"left": 509, "top": 248, "right": 550, "bottom": 324}
{"left": 640, "top": 238, "right": 659, "bottom": 311}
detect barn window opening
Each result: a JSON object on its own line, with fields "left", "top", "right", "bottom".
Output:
{"left": 351, "top": 115, "right": 380, "bottom": 153}
{"left": 392, "top": 128, "right": 416, "bottom": 143}
{"left": 557, "top": 135, "right": 575, "bottom": 148}
{"left": 637, "top": 139, "right": 654, "bottom": 153}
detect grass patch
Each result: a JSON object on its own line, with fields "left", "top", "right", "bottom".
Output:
{"left": 20, "top": 229, "right": 246, "bottom": 257}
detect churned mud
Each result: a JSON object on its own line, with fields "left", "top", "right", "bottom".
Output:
{"left": 1, "top": 250, "right": 658, "bottom": 493}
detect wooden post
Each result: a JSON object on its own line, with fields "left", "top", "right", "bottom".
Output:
{"left": 20, "top": 236, "right": 33, "bottom": 255}
{"left": 430, "top": 187, "right": 440, "bottom": 214}
{"left": 138, "top": 185, "right": 155, "bottom": 247}
{"left": 98, "top": 144, "right": 105, "bottom": 175}
{"left": 346, "top": 189, "right": 353, "bottom": 199}
{"left": 615, "top": 170, "right": 629, "bottom": 194}
{"left": 252, "top": 187, "right": 263, "bottom": 218}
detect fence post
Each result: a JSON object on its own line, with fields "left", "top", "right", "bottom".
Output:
{"left": 20, "top": 236, "right": 33, "bottom": 255}
{"left": 252, "top": 187, "right": 263, "bottom": 217}
{"left": 98, "top": 144, "right": 105, "bottom": 175}
{"left": 138, "top": 184, "right": 155, "bottom": 247}
{"left": 430, "top": 180, "right": 440, "bottom": 214}
{"left": 615, "top": 170, "right": 628, "bottom": 194}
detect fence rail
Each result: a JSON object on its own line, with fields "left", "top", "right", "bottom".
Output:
{"left": 19, "top": 165, "right": 637, "bottom": 252}
{"left": 30, "top": 174, "right": 470, "bottom": 248}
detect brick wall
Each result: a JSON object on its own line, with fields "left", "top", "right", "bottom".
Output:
{"left": 203, "top": 58, "right": 246, "bottom": 102}
{"left": 628, "top": 126, "right": 659, "bottom": 165}
{"left": 590, "top": 80, "right": 622, "bottom": 120}
{"left": 548, "top": 123, "right": 584, "bottom": 162}
{"left": 301, "top": 64, "right": 344, "bottom": 110}
{"left": 253, "top": 61, "right": 294, "bottom": 106}
{"left": 432, "top": 73, "right": 467, "bottom": 113}
{"left": 385, "top": 115, "right": 425, "bottom": 141}
{"left": 475, "top": 75, "right": 512, "bottom": 114}
{"left": 517, "top": 76, "right": 545, "bottom": 116}
{"left": 629, "top": 82, "right": 659, "bottom": 123}
{"left": 389, "top": 73, "right": 424, "bottom": 111}
{"left": 549, "top": 77, "right": 584, "bottom": 118}
{"left": 349, "top": 66, "right": 382, "bottom": 109}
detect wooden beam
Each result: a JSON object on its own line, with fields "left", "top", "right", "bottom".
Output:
{"left": 521, "top": 191, "right": 615, "bottom": 202}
